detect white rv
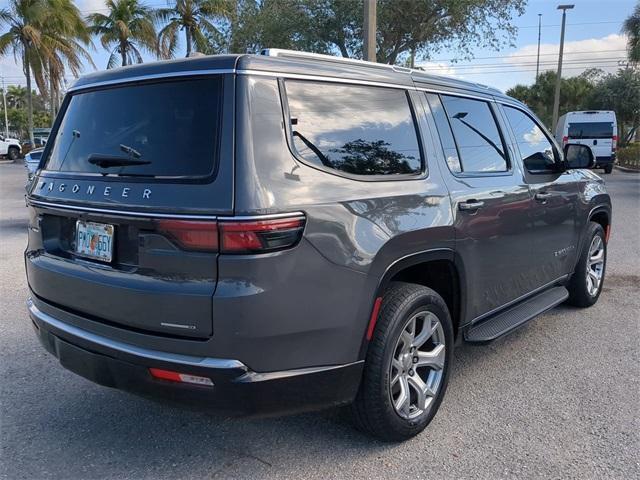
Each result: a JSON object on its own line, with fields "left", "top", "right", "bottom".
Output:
{"left": 555, "top": 111, "right": 617, "bottom": 173}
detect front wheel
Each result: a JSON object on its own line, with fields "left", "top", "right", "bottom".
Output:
{"left": 566, "top": 222, "right": 607, "bottom": 307}
{"left": 352, "top": 282, "right": 453, "bottom": 441}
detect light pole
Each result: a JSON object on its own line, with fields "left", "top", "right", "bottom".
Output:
{"left": 551, "top": 4, "right": 574, "bottom": 131}
{"left": 536, "top": 13, "right": 542, "bottom": 81}
{"left": 363, "top": 0, "right": 376, "bottom": 62}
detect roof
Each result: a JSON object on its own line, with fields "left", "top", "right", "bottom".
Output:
{"left": 69, "top": 50, "right": 509, "bottom": 100}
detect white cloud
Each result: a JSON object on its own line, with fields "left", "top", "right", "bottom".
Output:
{"left": 414, "top": 61, "right": 460, "bottom": 78}
{"left": 505, "top": 33, "right": 628, "bottom": 77}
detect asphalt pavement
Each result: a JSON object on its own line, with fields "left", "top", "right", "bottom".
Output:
{"left": 1, "top": 162, "right": 638, "bottom": 479}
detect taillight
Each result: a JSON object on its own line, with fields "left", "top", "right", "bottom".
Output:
{"left": 562, "top": 135, "right": 568, "bottom": 146}
{"left": 157, "top": 220, "right": 218, "bottom": 252}
{"left": 156, "top": 214, "right": 305, "bottom": 254}
{"left": 612, "top": 135, "right": 617, "bottom": 151}
{"left": 219, "top": 215, "right": 305, "bottom": 253}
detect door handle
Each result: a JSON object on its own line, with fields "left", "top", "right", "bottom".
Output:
{"left": 459, "top": 200, "right": 485, "bottom": 211}
{"left": 593, "top": 139, "right": 598, "bottom": 146}
{"left": 535, "top": 192, "right": 552, "bottom": 203}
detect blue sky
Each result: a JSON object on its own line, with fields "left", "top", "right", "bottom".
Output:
{"left": 0, "top": 0, "right": 635, "bottom": 93}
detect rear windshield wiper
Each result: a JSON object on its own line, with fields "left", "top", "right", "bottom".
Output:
{"left": 88, "top": 154, "right": 151, "bottom": 168}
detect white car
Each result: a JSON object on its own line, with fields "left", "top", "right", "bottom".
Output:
{"left": 555, "top": 111, "right": 617, "bottom": 174}
{"left": 0, "top": 134, "right": 22, "bottom": 161}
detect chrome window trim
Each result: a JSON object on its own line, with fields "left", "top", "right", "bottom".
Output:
{"left": 27, "top": 198, "right": 305, "bottom": 221}
{"left": 67, "top": 69, "right": 236, "bottom": 92}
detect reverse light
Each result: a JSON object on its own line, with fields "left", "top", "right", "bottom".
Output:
{"left": 219, "top": 215, "right": 306, "bottom": 253}
{"left": 149, "top": 368, "right": 214, "bottom": 386}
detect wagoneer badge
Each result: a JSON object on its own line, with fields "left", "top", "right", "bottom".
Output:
{"left": 37, "top": 181, "right": 151, "bottom": 199}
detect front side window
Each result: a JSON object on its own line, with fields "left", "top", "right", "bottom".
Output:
{"left": 504, "top": 106, "right": 557, "bottom": 173}
{"left": 284, "top": 80, "right": 422, "bottom": 176}
{"left": 440, "top": 95, "right": 508, "bottom": 173}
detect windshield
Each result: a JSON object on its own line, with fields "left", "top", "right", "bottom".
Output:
{"left": 43, "top": 77, "right": 223, "bottom": 178}
{"left": 567, "top": 122, "right": 614, "bottom": 140}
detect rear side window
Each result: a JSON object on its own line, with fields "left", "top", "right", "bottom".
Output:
{"left": 425, "top": 93, "right": 462, "bottom": 173}
{"left": 568, "top": 122, "right": 614, "bottom": 139}
{"left": 440, "top": 95, "right": 508, "bottom": 173}
{"left": 44, "top": 77, "right": 223, "bottom": 178}
{"left": 284, "top": 80, "right": 422, "bottom": 177}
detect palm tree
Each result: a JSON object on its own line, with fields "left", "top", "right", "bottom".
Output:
{"left": 0, "top": 0, "right": 51, "bottom": 144}
{"left": 88, "top": 0, "right": 159, "bottom": 68}
{"left": 623, "top": 3, "right": 640, "bottom": 64}
{"left": 42, "top": 0, "right": 94, "bottom": 119}
{"left": 157, "top": 0, "right": 229, "bottom": 58}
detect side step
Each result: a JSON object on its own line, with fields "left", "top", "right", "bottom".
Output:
{"left": 464, "top": 286, "right": 569, "bottom": 344}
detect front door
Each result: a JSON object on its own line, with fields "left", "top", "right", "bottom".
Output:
{"left": 501, "top": 105, "right": 580, "bottom": 289}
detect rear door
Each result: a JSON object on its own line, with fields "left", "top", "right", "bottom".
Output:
{"left": 425, "top": 92, "right": 533, "bottom": 322}
{"left": 26, "top": 74, "right": 235, "bottom": 338}
{"left": 567, "top": 120, "right": 614, "bottom": 158}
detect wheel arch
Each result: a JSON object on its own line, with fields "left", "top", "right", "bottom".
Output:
{"left": 359, "top": 249, "right": 465, "bottom": 359}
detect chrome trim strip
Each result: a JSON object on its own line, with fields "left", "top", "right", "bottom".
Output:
{"left": 218, "top": 211, "right": 305, "bottom": 221}
{"left": 28, "top": 299, "right": 246, "bottom": 370}
{"left": 237, "top": 69, "right": 413, "bottom": 90}
{"left": 68, "top": 69, "right": 236, "bottom": 92}
{"left": 27, "top": 199, "right": 219, "bottom": 219}
{"left": 236, "top": 360, "right": 364, "bottom": 383}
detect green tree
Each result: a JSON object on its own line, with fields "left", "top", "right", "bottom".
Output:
{"left": 587, "top": 69, "right": 640, "bottom": 146}
{"left": 88, "top": 0, "right": 159, "bottom": 68}
{"left": 506, "top": 71, "right": 597, "bottom": 128}
{"left": 157, "top": 0, "right": 230, "bottom": 57}
{"left": 0, "top": 0, "right": 54, "bottom": 143}
{"left": 219, "top": 0, "right": 526, "bottom": 64}
{"left": 623, "top": 2, "right": 640, "bottom": 63}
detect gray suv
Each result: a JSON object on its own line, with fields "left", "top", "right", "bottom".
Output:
{"left": 25, "top": 50, "right": 611, "bottom": 441}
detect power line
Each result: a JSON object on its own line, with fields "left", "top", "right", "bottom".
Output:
{"left": 428, "top": 49, "right": 627, "bottom": 62}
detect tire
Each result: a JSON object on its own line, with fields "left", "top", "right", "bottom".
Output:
{"left": 352, "top": 282, "right": 454, "bottom": 442}
{"left": 7, "top": 147, "right": 19, "bottom": 161}
{"left": 603, "top": 165, "right": 613, "bottom": 174}
{"left": 566, "top": 222, "right": 607, "bottom": 307}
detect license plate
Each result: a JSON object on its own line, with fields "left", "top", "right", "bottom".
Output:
{"left": 75, "top": 221, "right": 114, "bottom": 262}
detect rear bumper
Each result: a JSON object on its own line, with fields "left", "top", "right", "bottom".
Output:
{"left": 595, "top": 155, "right": 615, "bottom": 167}
{"left": 28, "top": 298, "right": 363, "bottom": 415}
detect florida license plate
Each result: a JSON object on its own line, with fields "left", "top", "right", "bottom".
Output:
{"left": 75, "top": 221, "right": 114, "bottom": 262}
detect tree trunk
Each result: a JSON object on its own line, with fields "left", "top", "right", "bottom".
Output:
{"left": 24, "top": 52, "right": 35, "bottom": 145}
{"left": 121, "top": 40, "right": 127, "bottom": 66}
{"left": 185, "top": 28, "right": 192, "bottom": 57}
{"left": 49, "top": 62, "right": 55, "bottom": 127}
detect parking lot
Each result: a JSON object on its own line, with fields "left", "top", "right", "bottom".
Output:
{"left": 1, "top": 162, "right": 638, "bottom": 479}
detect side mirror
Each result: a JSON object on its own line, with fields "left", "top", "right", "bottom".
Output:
{"left": 564, "top": 143, "right": 595, "bottom": 169}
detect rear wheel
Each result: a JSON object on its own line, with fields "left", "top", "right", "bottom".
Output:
{"left": 566, "top": 222, "right": 607, "bottom": 307}
{"left": 7, "top": 147, "right": 19, "bottom": 161}
{"left": 603, "top": 165, "right": 613, "bottom": 174}
{"left": 352, "top": 282, "right": 453, "bottom": 441}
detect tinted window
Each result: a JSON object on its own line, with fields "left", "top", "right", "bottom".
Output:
{"left": 440, "top": 95, "right": 507, "bottom": 173}
{"left": 568, "top": 122, "right": 614, "bottom": 139}
{"left": 285, "top": 81, "right": 422, "bottom": 176}
{"left": 425, "top": 93, "right": 462, "bottom": 173}
{"left": 44, "top": 78, "right": 222, "bottom": 178}
{"left": 504, "top": 106, "right": 557, "bottom": 172}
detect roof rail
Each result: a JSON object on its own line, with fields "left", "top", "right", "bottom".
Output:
{"left": 260, "top": 48, "right": 406, "bottom": 73}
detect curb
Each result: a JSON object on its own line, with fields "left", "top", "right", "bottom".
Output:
{"left": 614, "top": 165, "right": 640, "bottom": 173}
{"left": 0, "top": 159, "right": 15, "bottom": 165}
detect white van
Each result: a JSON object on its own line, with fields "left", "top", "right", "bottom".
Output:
{"left": 555, "top": 111, "right": 617, "bottom": 173}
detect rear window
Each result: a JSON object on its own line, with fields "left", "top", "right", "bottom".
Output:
{"left": 284, "top": 80, "right": 423, "bottom": 177}
{"left": 43, "top": 77, "right": 223, "bottom": 178}
{"left": 567, "top": 122, "right": 614, "bottom": 139}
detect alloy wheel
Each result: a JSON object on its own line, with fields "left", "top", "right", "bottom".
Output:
{"left": 586, "top": 235, "right": 605, "bottom": 297}
{"left": 389, "top": 310, "right": 446, "bottom": 420}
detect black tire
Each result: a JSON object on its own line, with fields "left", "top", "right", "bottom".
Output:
{"left": 603, "top": 165, "right": 613, "bottom": 174}
{"left": 351, "top": 282, "right": 454, "bottom": 442}
{"left": 7, "top": 147, "right": 19, "bottom": 161}
{"left": 566, "top": 222, "right": 607, "bottom": 307}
